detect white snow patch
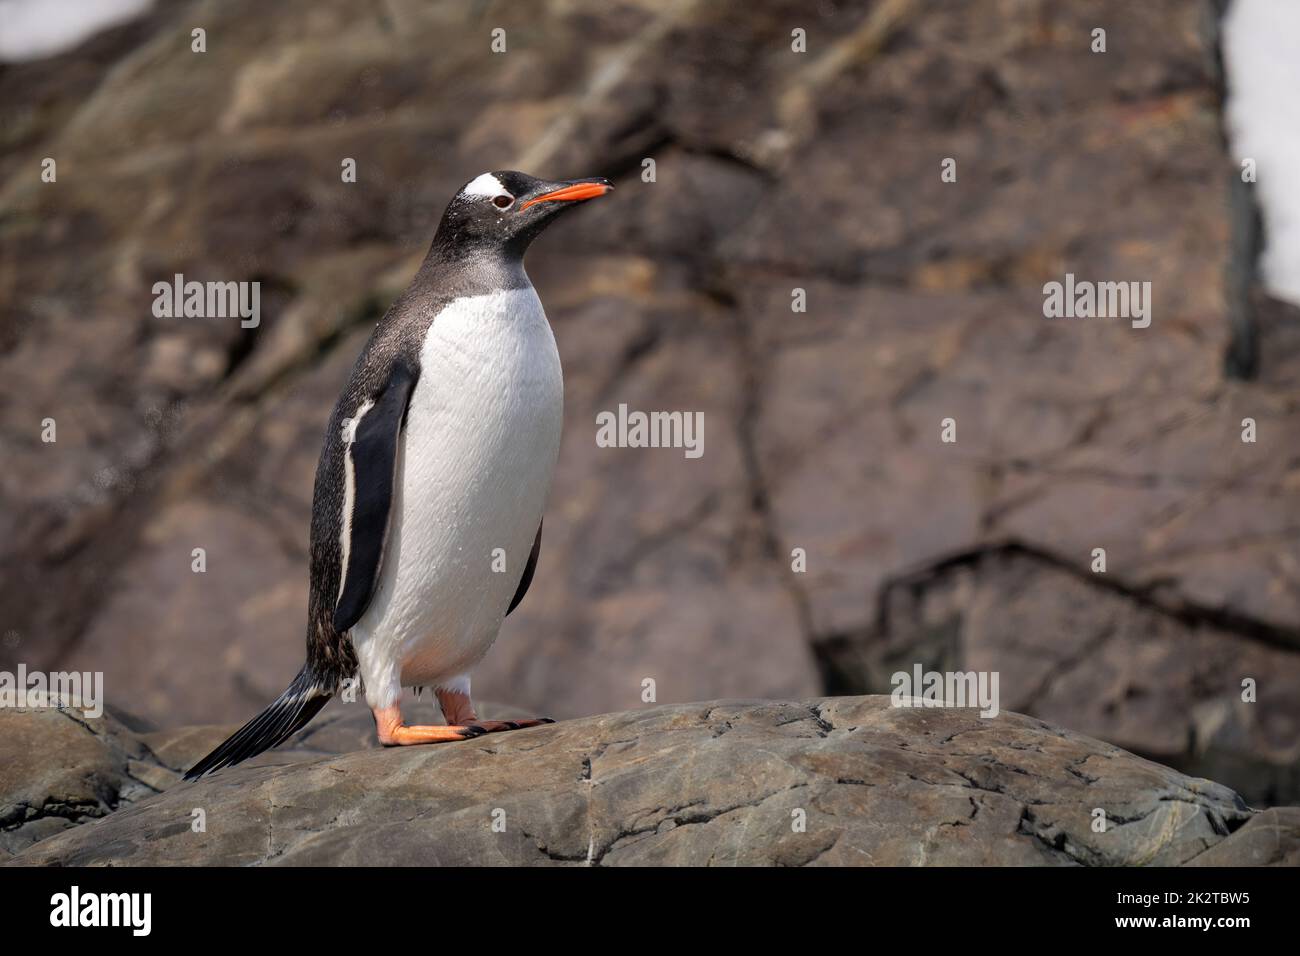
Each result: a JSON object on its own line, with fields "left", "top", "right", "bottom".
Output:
{"left": 1223, "top": 0, "right": 1300, "bottom": 305}
{"left": 0, "top": 0, "right": 152, "bottom": 63}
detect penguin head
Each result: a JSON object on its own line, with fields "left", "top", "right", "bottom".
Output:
{"left": 433, "top": 171, "right": 613, "bottom": 260}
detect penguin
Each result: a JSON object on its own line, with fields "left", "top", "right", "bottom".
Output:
{"left": 185, "top": 171, "right": 612, "bottom": 779}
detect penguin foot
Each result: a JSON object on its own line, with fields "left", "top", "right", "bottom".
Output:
{"left": 378, "top": 724, "right": 485, "bottom": 746}
{"left": 372, "top": 704, "right": 485, "bottom": 746}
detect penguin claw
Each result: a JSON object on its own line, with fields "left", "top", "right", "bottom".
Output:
{"left": 460, "top": 717, "right": 556, "bottom": 735}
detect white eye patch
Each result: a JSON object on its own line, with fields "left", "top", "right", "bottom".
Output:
{"left": 462, "top": 172, "right": 505, "bottom": 198}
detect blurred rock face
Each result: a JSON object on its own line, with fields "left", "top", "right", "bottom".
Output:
{"left": 0, "top": 1, "right": 1296, "bottom": 805}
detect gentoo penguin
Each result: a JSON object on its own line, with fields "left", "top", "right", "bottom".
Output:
{"left": 185, "top": 171, "right": 612, "bottom": 779}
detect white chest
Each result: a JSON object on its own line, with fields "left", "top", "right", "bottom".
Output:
{"left": 350, "top": 287, "right": 564, "bottom": 702}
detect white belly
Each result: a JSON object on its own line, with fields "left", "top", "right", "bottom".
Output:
{"left": 350, "top": 287, "right": 563, "bottom": 709}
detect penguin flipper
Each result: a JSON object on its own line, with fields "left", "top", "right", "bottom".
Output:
{"left": 333, "top": 362, "right": 418, "bottom": 633}
{"left": 506, "top": 520, "right": 542, "bottom": 616}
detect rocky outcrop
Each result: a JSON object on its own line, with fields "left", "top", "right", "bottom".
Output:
{"left": 5, "top": 697, "right": 1296, "bottom": 867}
{"left": 1, "top": 0, "right": 1298, "bottom": 809}
{"left": 819, "top": 545, "right": 1300, "bottom": 808}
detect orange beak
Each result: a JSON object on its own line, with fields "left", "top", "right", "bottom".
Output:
{"left": 520, "top": 180, "right": 613, "bottom": 210}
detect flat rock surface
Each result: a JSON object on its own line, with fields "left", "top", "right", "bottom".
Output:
{"left": 7, "top": 697, "right": 1295, "bottom": 867}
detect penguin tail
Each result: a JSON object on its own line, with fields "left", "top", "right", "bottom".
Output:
{"left": 183, "top": 666, "right": 332, "bottom": 781}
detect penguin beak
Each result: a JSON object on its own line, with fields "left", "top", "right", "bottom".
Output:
{"left": 520, "top": 178, "right": 613, "bottom": 211}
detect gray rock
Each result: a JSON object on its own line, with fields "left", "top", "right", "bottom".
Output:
{"left": 1184, "top": 807, "right": 1300, "bottom": 867}
{"left": 820, "top": 546, "right": 1300, "bottom": 809}
{"left": 0, "top": 703, "right": 176, "bottom": 858}
{"left": 7, "top": 697, "right": 1293, "bottom": 867}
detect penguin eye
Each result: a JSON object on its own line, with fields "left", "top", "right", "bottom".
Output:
{"left": 492, "top": 194, "right": 514, "bottom": 209}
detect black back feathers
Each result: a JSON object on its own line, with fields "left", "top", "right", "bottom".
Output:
{"left": 333, "top": 362, "right": 418, "bottom": 634}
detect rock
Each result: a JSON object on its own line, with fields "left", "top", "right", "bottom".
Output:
{"left": 0, "top": 694, "right": 537, "bottom": 861}
{"left": 817, "top": 545, "right": 1300, "bottom": 809}
{"left": 7, "top": 697, "right": 1294, "bottom": 867}
{"left": 1184, "top": 807, "right": 1300, "bottom": 867}
{"left": 0, "top": 701, "right": 176, "bottom": 859}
